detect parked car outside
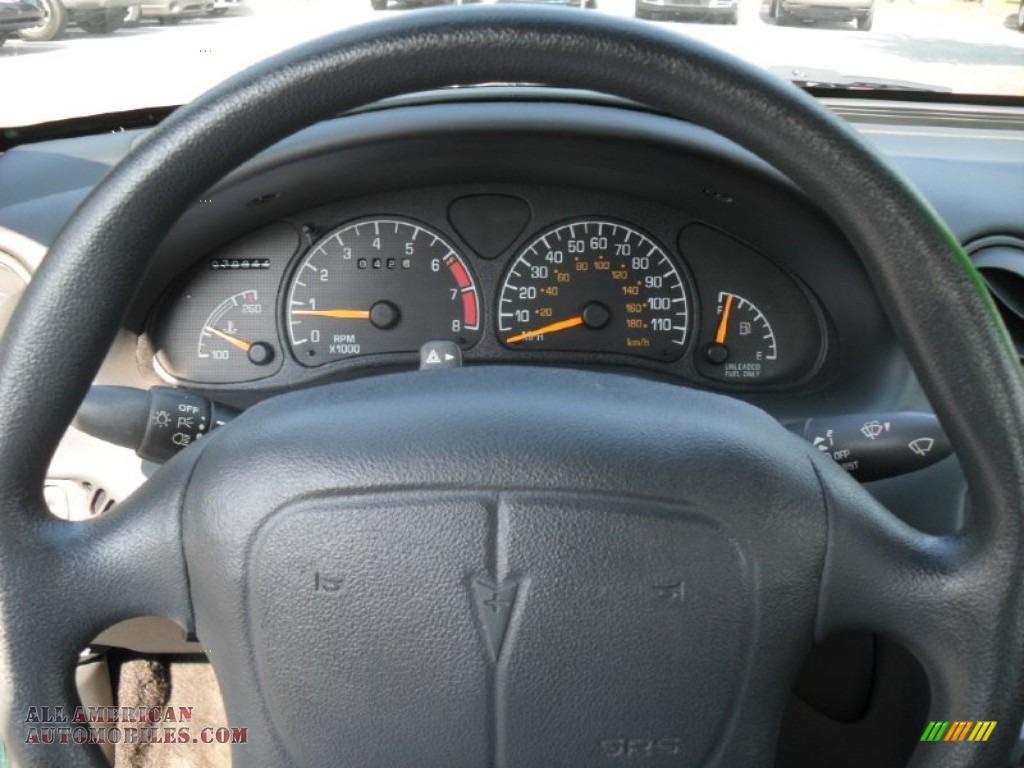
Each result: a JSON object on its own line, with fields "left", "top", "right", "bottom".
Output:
{"left": 635, "top": 0, "right": 737, "bottom": 24}
{"left": 126, "top": 0, "right": 211, "bottom": 24}
{"left": 0, "top": 0, "right": 42, "bottom": 47}
{"left": 371, "top": 1, "right": 595, "bottom": 8}
{"left": 768, "top": 0, "right": 874, "bottom": 30}
{"left": 206, "top": 0, "right": 243, "bottom": 16}
{"left": 371, "top": 0, "right": 460, "bottom": 8}
{"left": 493, "top": 0, "right": 597, "bottom": 7}
{"left": 17, "top": 0, "right": 136, "bottom": 40}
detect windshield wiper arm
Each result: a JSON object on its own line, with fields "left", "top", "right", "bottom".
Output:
{"left": 771, "top": 66, "right": 951, "bottom": 93}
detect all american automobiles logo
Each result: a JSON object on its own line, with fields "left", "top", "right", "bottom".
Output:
{"left": 20, "top": 706, "right": 248, "bottom": 747}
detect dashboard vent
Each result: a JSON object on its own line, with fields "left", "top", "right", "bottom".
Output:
{"left": 967, "top": 237, "right": 1024, "bottom": 363}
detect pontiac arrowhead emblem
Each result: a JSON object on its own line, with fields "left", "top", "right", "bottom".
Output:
{"left": 471, "top": 578, "right": 519, "bottom": 660}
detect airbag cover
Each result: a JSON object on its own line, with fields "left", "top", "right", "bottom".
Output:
{"left": 183, "top": 367, "right": 827, "bottom": 767}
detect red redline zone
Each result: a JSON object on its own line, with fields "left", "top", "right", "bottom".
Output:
{"left": 446, "top": 255, "right": 479, "bottom": 329}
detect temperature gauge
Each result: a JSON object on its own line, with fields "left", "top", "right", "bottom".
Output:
{"left": 151, "top": 221, "right": 296, "bottom": 385}
{"left": 701, "top": 292, "right": 779, "bottom": 382}
{"left": 198, "top": 290, "right": 276, "bottom": 369}
{"left": 154, "top": 285, "right": 283, "bottom": 385}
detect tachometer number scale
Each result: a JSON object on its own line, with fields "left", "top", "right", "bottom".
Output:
{"left": 287, "top": 217, "right": 481, "bottom": 366}
{"left": 497, "top": 220, "right": 689, "bottom": 360}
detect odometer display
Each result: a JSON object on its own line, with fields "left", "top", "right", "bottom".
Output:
{"left": 498, "top": 220, "right": 689, "bottom": 360}
{"left": 287, "top": 217, "right": 481, "bottom": 366}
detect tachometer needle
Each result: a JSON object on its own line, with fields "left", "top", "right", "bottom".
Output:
{"left": 505, "top": 316, "right": 585, "bottom": 344}
{"left": 292, "top": 309, "right": 371, "bottom": 320}
{"left": 715, "top": 293, "right": 734, "bottom": 345}
{"left": 204, "top": 326, "right": 252, "bottom": 352}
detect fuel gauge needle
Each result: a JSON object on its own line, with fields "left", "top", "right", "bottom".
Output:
{"left": 291, "top": 309, "right": 371, "bottom": 320}
{"left": 506, "top": 315, "right": 584, "bottom": 344}
{"left": 204, "top": 326, "right": 252, "bottom": 352}
{"left": 715, "top": 293, "right": 735, "bottom": 345}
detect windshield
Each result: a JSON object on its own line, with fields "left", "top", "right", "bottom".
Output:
{"left": 0, "top": 0, "right": 1021, "bottom": 128}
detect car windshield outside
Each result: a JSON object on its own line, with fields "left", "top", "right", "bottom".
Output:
{"left": 0, "top": 0, "right": 1022, "bottom": 130}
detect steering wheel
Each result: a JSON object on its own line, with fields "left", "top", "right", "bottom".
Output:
{"left": 2, "top": 7, "right": 1023, "bottom": 767}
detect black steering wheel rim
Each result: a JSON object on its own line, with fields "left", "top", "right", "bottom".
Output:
{"left": 1, "top": 7, "right": 1023, "bottom": 767}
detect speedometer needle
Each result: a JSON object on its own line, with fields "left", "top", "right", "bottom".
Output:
{"left": 204, "top": 326, "right": 252, "bottom": 352}
{"left": 505, "top": 316, "right": 585, "bottom": 344}
{"left": 292, "top": 309, "right": 371, "bottom": 320}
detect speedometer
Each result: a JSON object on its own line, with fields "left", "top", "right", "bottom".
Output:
{"left": 287, "top": 217, "right": 481, "bottom": 366}
{"left": 497, "top": 219, "right": 689, "bottom": 360}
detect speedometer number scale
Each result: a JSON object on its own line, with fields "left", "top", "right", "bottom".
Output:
{"left": 498, "top": 220, "right": 689, "bottom": 360}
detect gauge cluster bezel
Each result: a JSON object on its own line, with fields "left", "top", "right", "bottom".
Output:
{"left": 147, "top": 182, "right": 832, "bottom": 395}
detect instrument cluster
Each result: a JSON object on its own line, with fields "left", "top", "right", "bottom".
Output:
{"left": 149, "top": 187, "right": 828, "bottom": 391}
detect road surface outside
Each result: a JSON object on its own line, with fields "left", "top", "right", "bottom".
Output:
{"left": 0, "top": 0, "right": 1022, "bottom": 127}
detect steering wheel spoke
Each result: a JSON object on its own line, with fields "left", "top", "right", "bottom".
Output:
{"left": 814, "top": 459, "right": 962, "bottom": 643}
{"left": 0, "top": 452, "right": 196, "bottom": 766}
{"left": 814, "top": 458, "right": 1023, "bottom": 766}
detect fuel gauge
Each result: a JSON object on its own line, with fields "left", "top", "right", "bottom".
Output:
{"left": 681, "top": 223, "right": 825, "bottom": 388}
{"left": 701, "top": 292, "right": 779, "bottom": 383}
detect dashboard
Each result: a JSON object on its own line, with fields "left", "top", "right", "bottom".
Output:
{"left": 150, "top": 185, "right": 826, "bottom": 391}
{"left": 93, "top": 93, "right": 909, "bottom": 415}
{"left": 0, "top": 89, "right": 1021, "bottom": 533}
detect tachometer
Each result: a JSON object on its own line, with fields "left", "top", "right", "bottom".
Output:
{"left": 497, "top": 219, "right": 689, "bottom": 360}
{"left": 287, "top": 217, "right": 481, "bottom": 366}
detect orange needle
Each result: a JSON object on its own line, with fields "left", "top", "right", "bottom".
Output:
{"left": 715, "top": 294, "right": 734, "bottom": 345}
{"left": 204, "top": 326, "right": 252, "bottom": 352}
{"left": 506, "top": 316, "right": 585, "bottom": 344}
{"left": 292, "top": 309, "right": 371, "bottom": 320}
